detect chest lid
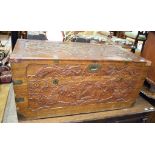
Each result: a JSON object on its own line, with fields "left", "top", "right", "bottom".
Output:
{"left": 10, "top": 39, "right": 149, "bottom": 64}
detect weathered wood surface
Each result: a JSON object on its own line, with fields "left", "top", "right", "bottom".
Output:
{"left": 10, "top": 39, "right": 150, "bottom": 120}
{"left": 2, "top": 84, "right": 154, "bottom": 123}
{"left": 20, "top": 96, "right": 155, "bottom": 123}
{"left": 11, "top": 39, "right": 149, "bottom": 62}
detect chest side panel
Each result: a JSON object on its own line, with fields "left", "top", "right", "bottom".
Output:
{"left": 26, "top": 62, "right": 147, "bottom": 111}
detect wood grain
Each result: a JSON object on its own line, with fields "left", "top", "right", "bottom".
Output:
{"left": 10, "top": 39, "right": 150, "bottom": 120}
{"left": 2, "top": 84, "right": 18, "bottom": 123}
{"left": 142, "top": 32, "right": 155, "bottom": 86}
{"left": 11, "top": 39, "right": 149, "bottom": 63}
{"left": 20, "top": 96, "right": 155, "bottom": 123}
{"left": 0, "top": 84, "right": 11, "bottom": 122}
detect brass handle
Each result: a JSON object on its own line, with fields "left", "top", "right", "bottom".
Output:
{"left": 88, "top": 64, "right": 101, "bottom": 73}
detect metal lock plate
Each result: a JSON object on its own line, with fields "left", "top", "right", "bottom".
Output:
{"left": 53, "top": 59, "right": 59, "bottom": 64}
{"left": 88, "top": 64, "right": 101, "bottom": 73}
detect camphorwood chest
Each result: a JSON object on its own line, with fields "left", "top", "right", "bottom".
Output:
{"left": 10, "top": 39, "right": 150, "bottom": 120}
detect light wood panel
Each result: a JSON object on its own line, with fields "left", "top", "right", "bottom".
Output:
{"left": 0, "top": 84, "right": 11, "bottom": 122}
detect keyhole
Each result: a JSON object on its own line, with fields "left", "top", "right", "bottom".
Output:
{"left": 53, "top": 79, "right": 59, "bottom": 85}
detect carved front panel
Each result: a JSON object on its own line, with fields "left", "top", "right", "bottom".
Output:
{"left": 26, "top": 63, "right": 143, "bottom": 110}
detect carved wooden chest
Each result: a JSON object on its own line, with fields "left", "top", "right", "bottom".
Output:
{"left": 10, "top": 39, "right": 150, "bottom": 120}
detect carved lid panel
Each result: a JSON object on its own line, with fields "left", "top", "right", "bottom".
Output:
{"left": 11, "top": 39, "right": 148, "bottom": 63}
